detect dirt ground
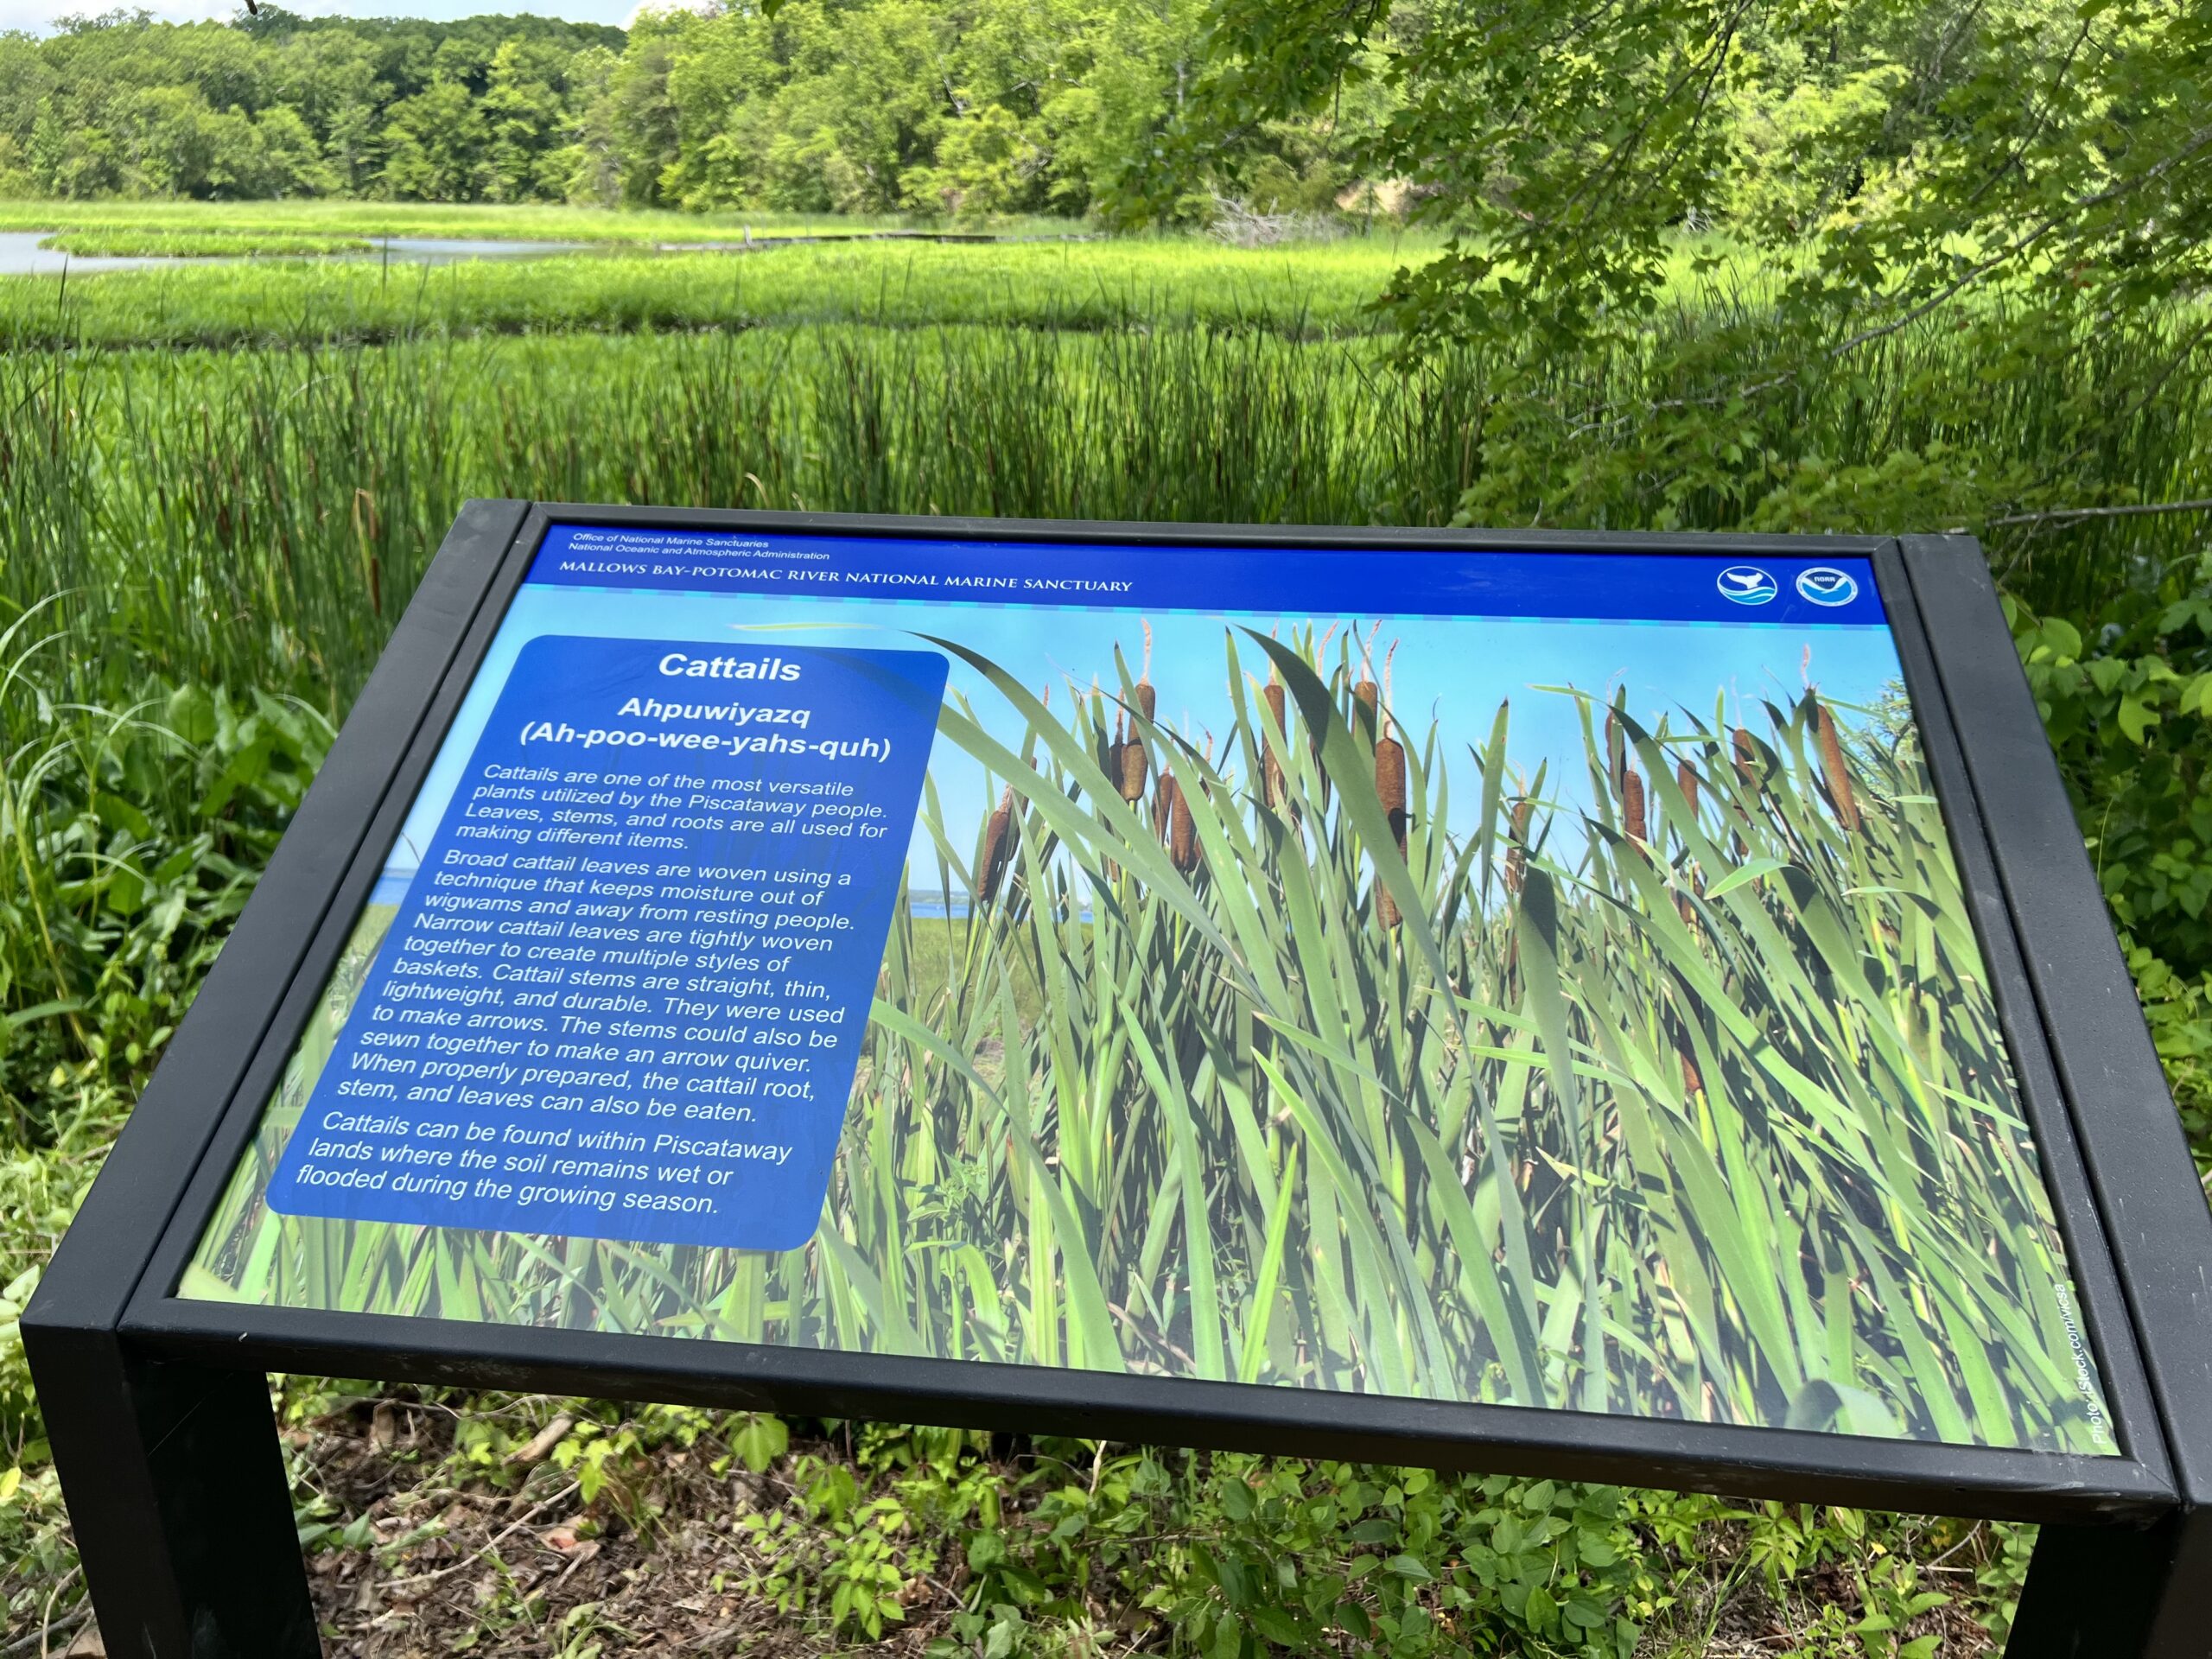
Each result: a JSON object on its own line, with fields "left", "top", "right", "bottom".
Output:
{"left": 29, "top": 1393, "right": 2002, "bottom": 1658}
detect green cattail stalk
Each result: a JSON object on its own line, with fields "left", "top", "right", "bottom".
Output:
{"left": 1310, "top": 624, "right": 1338, "bottom": 806}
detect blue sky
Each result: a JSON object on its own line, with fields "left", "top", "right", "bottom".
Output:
{"left": 378, "top": 582, "right": 1907, "bottom": 901}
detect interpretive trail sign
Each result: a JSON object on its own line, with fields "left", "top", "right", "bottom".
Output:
{"left": 25, "top": 505, "right": 2212, "bottom": 1656}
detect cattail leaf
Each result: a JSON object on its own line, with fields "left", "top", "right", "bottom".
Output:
{"left": 1251, "top": 1050, "right": 1421, "bottom": 1397}
{"left": 1406, "top": 1121, "right": 1544, "bottom": 1404}
{"left": 816, "top": 1226, "right": 926, "bottom": 1357}
{"left": 1704, "top": 855, "right": 1789, "bottom": 898}
{"left": 869, "top": 997, "right": 1125, "bottom": 1372}
{"left": 1253, "top": 1011, "right": 1400, "bottom": 1098}
{"left": 1116, "top": 988, "right": 1227, "bottom": 1382}
{"left": 1236, "top": 1146, "right": 1300, "bottom": 1387}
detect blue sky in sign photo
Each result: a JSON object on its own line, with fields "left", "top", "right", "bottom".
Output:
{"left": 374, "top": 576, "right": 1906, "bottom": 912}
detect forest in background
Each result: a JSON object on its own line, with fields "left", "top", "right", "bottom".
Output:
{"left": 0, "top": 0, "right": 2133, "bottom": 226}
{"left": 2, "top": 3, "right": 1212, "bottom": 215}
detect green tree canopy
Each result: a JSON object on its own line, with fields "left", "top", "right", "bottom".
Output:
{"left": 1119, "top": 0, "right": 2210, "bottom": 533}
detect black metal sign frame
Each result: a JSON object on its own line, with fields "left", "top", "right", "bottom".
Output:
{"left": 26, "top": 504, "right": 2212, "bottom": 1657}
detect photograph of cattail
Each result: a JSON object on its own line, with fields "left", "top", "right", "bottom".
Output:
{"left": 188, "top": 589, "right": 2116, "bottom": 1455}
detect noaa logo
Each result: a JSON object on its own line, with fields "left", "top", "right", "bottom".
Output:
{"left": 1717, "top": 566, "right": 1778, "bottom": 606}
{"left": 1796, "top": 566, "right": 1859, "bottom": 607}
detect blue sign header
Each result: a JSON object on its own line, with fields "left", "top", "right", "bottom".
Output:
{"left": 529, "top": 524, "right": 1887, "bottom": 628}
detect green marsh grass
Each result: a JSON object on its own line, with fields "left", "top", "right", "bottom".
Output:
{"left": 188, "top": 626, "right": 2110, "bottom": 1452}
{"left": 1, "top": 309, "right": 2200, "bottom": 709}
{"left": 0, "top": 200, "right": 986, "bottom": 245}
{"left": 35, "top": 230, "right": 374, "bottom": 258}
{"left": 0, "top": 238, "right": 1426, "bottom": 350}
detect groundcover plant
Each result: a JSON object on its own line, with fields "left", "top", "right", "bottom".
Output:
{"left": 188, "top": 595, "right": 2113, "bottom": 1457}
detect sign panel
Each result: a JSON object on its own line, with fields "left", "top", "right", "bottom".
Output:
{"left": 263, "top": 635, "right": 944, "bottom": 1251}
{"left": 186, "top": 524, "right": 2116, "bottom": 1456}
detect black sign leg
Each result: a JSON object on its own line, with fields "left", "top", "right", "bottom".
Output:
{"left": 2008, "top": 1513, "right": 2212, "bottom": 1657}
{"left": 33, "top": 1327, "right": 319, "bottom": 1659}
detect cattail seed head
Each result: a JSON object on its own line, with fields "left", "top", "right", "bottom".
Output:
{"left": 979, "top": 786, "right": 1014, "bottom": 904}
{"left": 1352, "top": 620, "right": 1382, "bottom": 741}
{"left": 1623, "top": 767, "right": 1646, "bottom": 844}
{"left": 1376, "top": 733, "right": 1408, "bottom": 841}
{"left": 1376, "top": 878, "right": 1402, "bottom": 929}
{"left": 1262, "top": 677, "right": 1288, "bottom": 809}
{"left": 1676, "top": 760, "right": 1700, "bottom": 822}
{"left": 1169, "top": 777, "right": 1198, "bottom": 872}
{"left": 1732, "top": 727, "right": 1761, "bottom": 789}
{"left": 1375, "top": 727, "right": 1408, "bottom": 929}
{"left": 1815, "top": 702, "right": 1860, "bottom": 835}
{"left": 1120, "top": 741, "right": 1148, "bottom": 803}
{"left": 1375, "top": 645, "right": 1407, "bottom": 838}
{"left": 1117, "top": 707, "right": 1147, "bottom": 803}
{"left": 1352, "top": 677, "right": 1377, "bottom": 740}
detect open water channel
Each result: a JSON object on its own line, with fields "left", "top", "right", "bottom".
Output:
{"left": 0, "top": 227, "right": 1089, "bottom": 277}
{"left": 0, "top": 232, "right": 588, "bottom": 276}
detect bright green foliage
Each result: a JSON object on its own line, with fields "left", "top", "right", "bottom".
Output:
{"left": 2012, "top": 558, "right": 2212, "bottom": 1173}
{"left": 206, "top": 1393, "right": 2031, "bottom": 1654}
{"left": 0, "top": 197, "right": 912, "bottom": 241}
{"left": 0, "top": 2, "right": 1223, "bottom": 219}
{"left": 2012, "top": 563, "right": 2212, "bottom": 978}
{"left": 0, "top": 615, "right": 332, "bottom": 1139}
{"left": 1131, "top": 0, "right": 2211, "bottom": 540}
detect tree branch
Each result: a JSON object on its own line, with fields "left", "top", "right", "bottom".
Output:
{"left": 1986, "top": 498, "right": 2212, "bottom": 526}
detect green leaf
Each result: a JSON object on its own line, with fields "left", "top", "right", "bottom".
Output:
{"left": 1248, "top": 1605, "right": 1308, "bottom": 1646}
{"left": 1523, "top": 1584, "right": 1558, "bottom": 1632}
{"left": 2117, "top": 694, "right": 2158, "bottom": 744}
{"left": 728, "top": 1413, "right": 787, "bottom": 1473}
{"left": 1704, "top": 855, "right": 1789, "bottom": 898}
{"left": 1564, "top": 1592, "right": 1611, "bottom": 1628}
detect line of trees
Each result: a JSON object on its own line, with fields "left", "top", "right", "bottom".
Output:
{"left": 4, "top": 0, "right": 2197, "bottom": 249}
{"left": 0, "top": 3, "right": 1265, "bottom": 218}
